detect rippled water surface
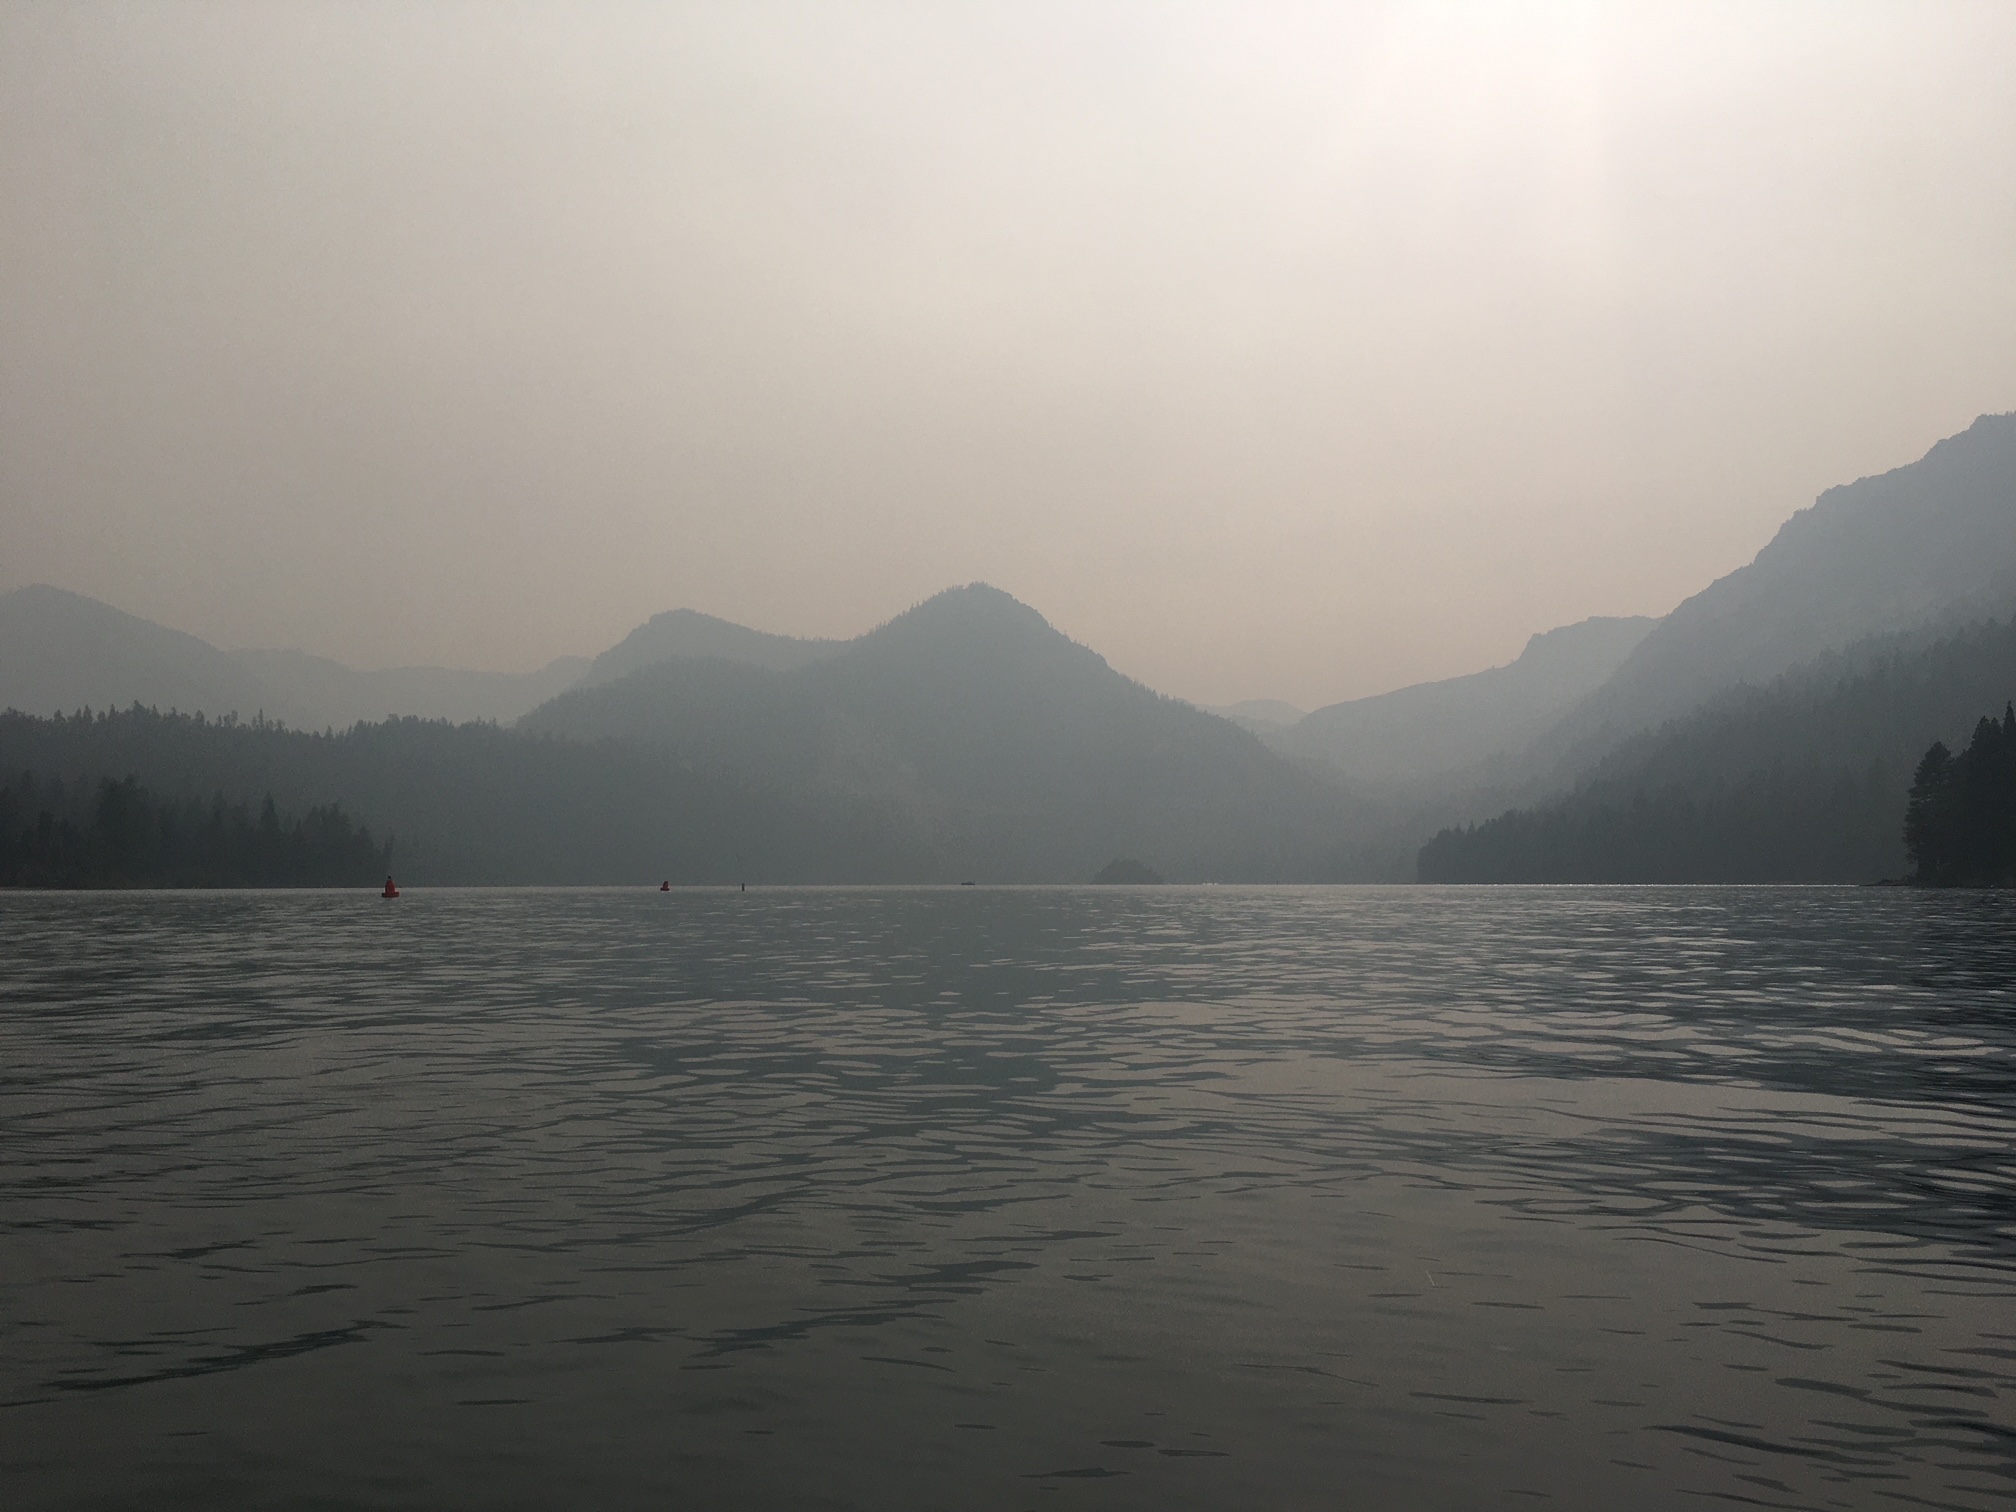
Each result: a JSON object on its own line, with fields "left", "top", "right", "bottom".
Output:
{"left": 4, "top": 885, "right": 2014, "bottom": 1510}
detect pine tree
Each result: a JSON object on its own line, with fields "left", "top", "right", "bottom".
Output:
{"left": 1903, "top": 704, "right": 2016, "bottom": 885}
{"left": 1904, "top": 741, "right": 1957, "bottom": 882}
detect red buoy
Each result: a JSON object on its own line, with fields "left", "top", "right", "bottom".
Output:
{"left": 660, "top": 880, "right": 670, "bottom": 891}
{"left": 381, "top": 875, "right": 400, "bottom": 899}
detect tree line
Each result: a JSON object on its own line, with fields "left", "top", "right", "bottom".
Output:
{"left": 1415, "top": 762, "right": 1900, "bottom": 884}
{"left": 0, "top": 692, "right": 1360, "bottom": 885}
{"left": 1417, "top": 616, "right": 2016, "bottom": 885}
{"left": 1905, "top": 705, "right": 2016, "bottom": 885}
{"left": 0, "top": 704, "right": 917, "bottom": 885}
{"left": 0, "top": 770, "right": 389, "bottom": 887}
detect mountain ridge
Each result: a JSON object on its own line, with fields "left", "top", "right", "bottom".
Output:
{"left": 1419, "top": 612, "right": 2016, "bottom": 883}
{"left": 520, "top": 584, "right": 1364, "bottom": 881}
{"left": 1545, "top": 411, "right": 2016, "bottom": 763}
{"left": 1278, "top": 614, "right": 1656, "bottom": 787}
{"left": 7, "top": 411, "right": 2013, "bottom": 886}
{"left": 579, "top": 607, "right": 843, "bottom": 687}
{"left": 0, "top": 584, "right": 307, "bottom": 726}
{"left": 0, "top": 584, "right": 607, "bottom": 731}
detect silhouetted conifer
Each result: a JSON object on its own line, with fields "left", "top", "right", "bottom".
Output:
{"left": 0, "top": 768, "right": 388, "bottom": 888}
{"left": 1906, "top": 705, "right": 2016, "bottom": 885}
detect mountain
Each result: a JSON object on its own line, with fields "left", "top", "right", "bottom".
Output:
{"left": 1402, "top": 411, "right": 2016, "bottom": 867}
{"left": 1280, "top": 615, "right": 1656, "bottom": 786}
{"left": 0, "top": 584, "right": 304, "bottom": 724}
{"left": 228, "top": 647, "right": 589, "bottom": 729}
{"left": 1419, "top": 613, "right": 2016, "bottom": 883}
{"left": 0, "top": 706, "right": 897, "bottom": 885}
{"left": 0, "top": 586, "right": 1367, "bottom": 884}
{"left": 19, "top": 412, "right": 2007, "bottom": 887}
{"left": 522, "top": 584, "right": 1361, "bottom": 881}
{"left": 578, "top": 607, "right": 843, "bottom": 686}
{"left": 1203, "top": 699, "right": 1306, "bottom": 736}
{"left": 0, "top": 584, "right": 589, "bottom": 730}
{"left": 0, "top": 583, "right": 1363, "bottom": 882}
{"left": 1548, "top": 412, "right": 2016, "bottom": 763}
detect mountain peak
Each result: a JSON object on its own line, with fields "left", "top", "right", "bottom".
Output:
{"left": 1578, "top": 410, "right": 2016, "bottom": 738}
{"left": 858, "top": 583, "right": 1087, "bottom": 658}
{"left": 0, "top": 582, "right": 300, "bottom": 723}
{"left": 896, "top": 582, "right": 1051, "bottom": 625}
{"left": 581, "top": 606, "right": 840, "bottom": 685}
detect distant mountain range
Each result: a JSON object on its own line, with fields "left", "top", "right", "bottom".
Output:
{"left": 1, "top": 587, "right": 1362, "bottom": 883}
{"left": 1420, "top": 614, "right": 2016, "bottom": 882}
{"left": 1234, "top": 412, "right": 2016, "bottom": 807}
{"left": 4, "top": 410, "right": 2011, "bottom": 883}
{"left": 1202, "top": 699, "right": 1306, "bottom": 736}
{"left": 1410, "top": 414, "right": 2016, "bottom": 880}
{"left": 522, "top": 585, "right": 1358, "bottom": 882}
{"left": 0, "top": 585, "right": 586, "bottom": 729}
{"left": 1520, "top": 412, "right": 2016, "bottom": 784}
{"left": 1, "top": 585, "right": 299, "bottom": 727}
{"left": 1275, "top": 615, "right": 1656, "bottom": 787}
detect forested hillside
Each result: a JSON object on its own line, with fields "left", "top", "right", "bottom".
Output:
{"left": 0, "top": 584, "right": 590, "bottom": 729}
{"left": 0, "top": 590, "right": 1369, "bottom": 888}
{"left": 1282, "top": 615, "right": 1654, "bottom": 785}
{"left": 11, "top": 413, "right": 2007, "bottom": 888}
{"left": 1527, "top": 413, "right": 2016, "bottom": 769}
{"left": 0, "top": 584, "right": 303, "bottom": 725}
{"left": 1419, "top": 615, "right": 2016, "bottom": 883}
{"left": 0, "top": 772, "right": 387, "bottom": 887}
{"left": 523, "top": 584, "right": 1364, "bottom": 881}
{"left": 1905, "top": 706, "right": 2016, "bottom": 885}
{"left": 0, "top": 708, "right": 917, "bottom": 885}
{"left": 577, "top": 607, "right": 842, "bottom": 686}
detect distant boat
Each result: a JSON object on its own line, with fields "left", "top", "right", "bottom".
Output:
{"left": 381, "top": 875, "right": 400, "bottom": 899}
{"left": 660, "top": 880, "right": 670, "bottom": 891}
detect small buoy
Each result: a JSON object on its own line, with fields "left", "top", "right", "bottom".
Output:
{"left": 660, "top": 880, "right": 670, "bottom": 891}
{"left": 381, "top": 875, "right": 400, "bottom": 899}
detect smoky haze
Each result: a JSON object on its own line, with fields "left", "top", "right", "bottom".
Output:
{"left": 3, "top": 1, "right": 2014, "bottom": 708}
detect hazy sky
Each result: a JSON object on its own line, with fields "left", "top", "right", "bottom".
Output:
{"left": 4, "top": 2, "right": 2014, "bottom": 707}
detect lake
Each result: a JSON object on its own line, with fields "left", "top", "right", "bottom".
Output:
{"left": 3, "top": 886, "right": 2012, "bottom": 1510}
